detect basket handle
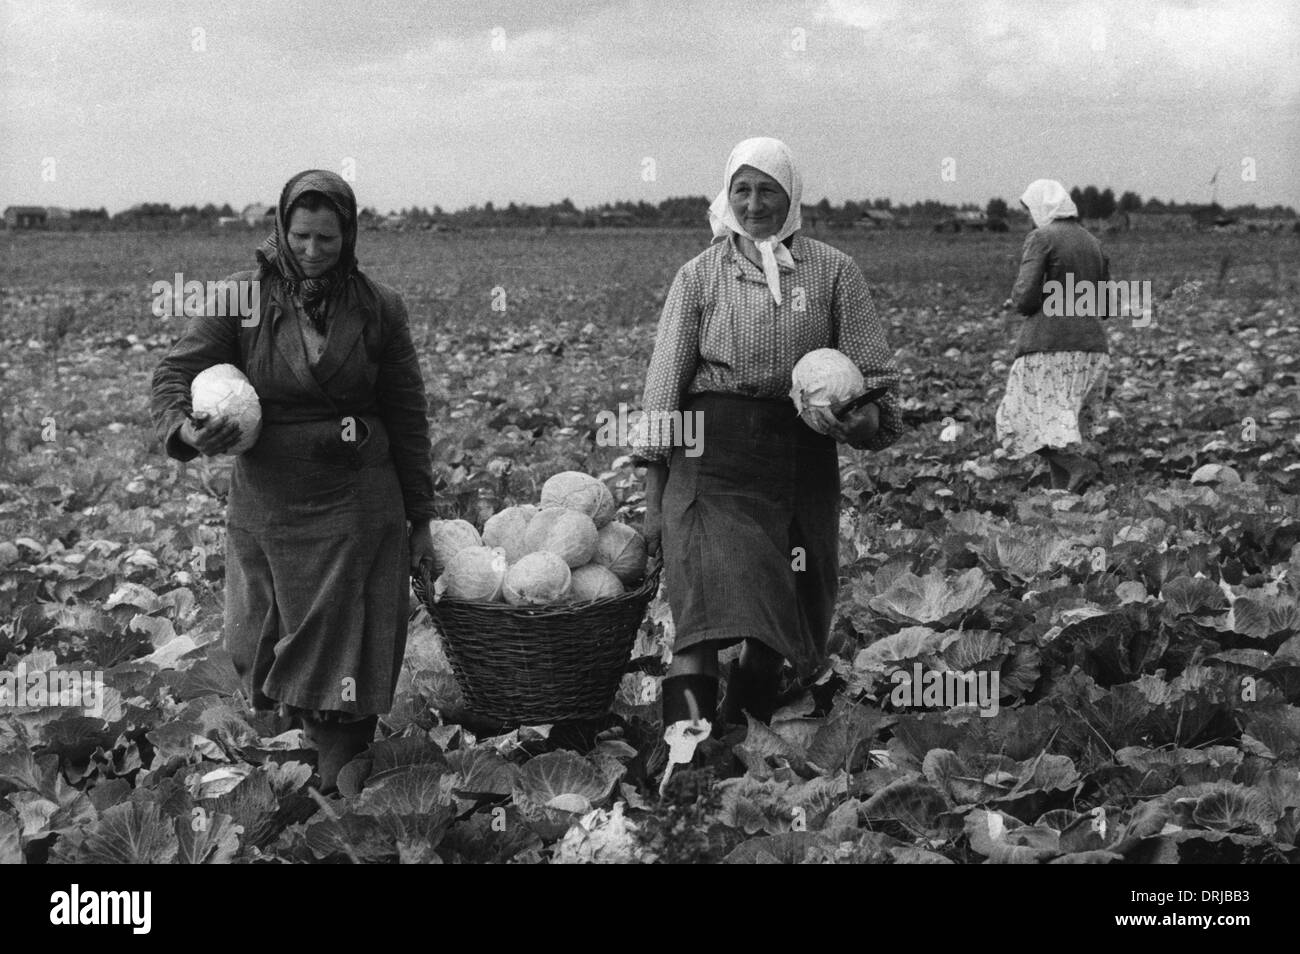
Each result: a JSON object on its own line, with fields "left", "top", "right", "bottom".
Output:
{"left": 642, "top": 553, "right": 664, "bottom": 591}
{"left": 417, "top": 557, "right": 440, "bottom": 619}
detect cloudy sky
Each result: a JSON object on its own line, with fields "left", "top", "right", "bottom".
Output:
{"left": 3, "top": 0, "right": 1297, "bottom": 214}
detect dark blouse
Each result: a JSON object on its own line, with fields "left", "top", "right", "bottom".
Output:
{"left": 151, "top": 269, "right": 437, "bottom": 522}
{"left": 1010, "top": 220, "right": 1110, "bottom": 358}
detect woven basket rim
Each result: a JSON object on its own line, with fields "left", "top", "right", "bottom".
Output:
{"left": 412, "top": 556, "right": 661, "bottom": 619}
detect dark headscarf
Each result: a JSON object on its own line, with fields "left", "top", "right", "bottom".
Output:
{"left": 256, "top": 170, "right": 370, "bottom": 333}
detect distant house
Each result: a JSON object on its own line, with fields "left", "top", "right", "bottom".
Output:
{"left": 242, "top": 203, "right": 273, "bottom": 227}
{"left": 856, "top": 209, "right": 899, "bottom": 228}
{"left": 217, "top": 215, "right": 244, "bottom": 228}
{"left": 117, "top": 204, "right": 181, "bottom": 229}
{"left": 4, "top": 206, "right": 48, "bottom": 229}
{"left": 933, "top": 210, "right": 989, "bottom": 233}
{"left": 599, "top": 210, "right": 635, "bottom": 226}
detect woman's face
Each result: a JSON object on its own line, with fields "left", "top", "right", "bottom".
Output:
{"left": 729, "top": 166, "right": 790, "bottom": 240}
{"left": 286, "top": 206, "right": 343, "bottom": 277}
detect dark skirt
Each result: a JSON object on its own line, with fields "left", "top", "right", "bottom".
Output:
{"left": 661, "top": 392, "right": 840, "bottom": 679}
{"left": 224, "top": 414, "right": 409, "bottom": 717}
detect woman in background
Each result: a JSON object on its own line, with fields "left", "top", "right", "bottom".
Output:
{"left": 152, "top": 170, "right": 436, "bottom": 792}
{"left": 996, "top": 179, "right": 1110, "bottom": 491}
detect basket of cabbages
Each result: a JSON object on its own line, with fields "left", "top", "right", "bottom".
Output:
{"left": 413, "top": 471, "right": 660, "bottom": 725}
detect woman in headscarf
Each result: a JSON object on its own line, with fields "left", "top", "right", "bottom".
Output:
{"left": 995, "top": 179, "right": 1110, "bottom": 491}
{"left": 632, "top": 137, "right": 903, "bottom": 753}
{"left": 151, "top": 170, "right": 436, "bottom": 791}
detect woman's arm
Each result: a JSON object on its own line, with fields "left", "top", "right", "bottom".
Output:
{"left": 828, "top": 258, "right": 904, "bottom": 451}
{"left": 641, "top": 461, "right": 668, "bottom": 557}
{"left": 630, "top": 264, "right": 703, "bottom": 465}
{"left": 150, "top": 297, "right": 242, "bottom": 461}
{"left": 632, "top": 264, "right": 702, "bottom": 555}
{"left": 374, "top": 292, "right": 437, "bottom": 525}
{"left": 1010, "top": 230, "right": 1050, "bottom": 315}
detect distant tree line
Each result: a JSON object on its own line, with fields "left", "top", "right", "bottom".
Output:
{"left": 10, "top": 191, "right": 1294, "bottom": 232}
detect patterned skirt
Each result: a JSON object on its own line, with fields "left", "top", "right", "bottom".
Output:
{"left": 995, "top": 351, "right": 1110, "bottom": 459}
{"left": 660, "top": 393, "right": 840, "bottom": 680}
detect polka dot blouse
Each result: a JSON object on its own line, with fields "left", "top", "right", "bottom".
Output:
{"left": 632, "top": 232, "right": 904, "bottom": 462}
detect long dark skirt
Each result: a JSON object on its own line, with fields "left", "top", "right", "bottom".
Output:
{"left": 661, "top": 392, "right": 840, "bottom": 680}
{"left": 224, "top": 414, "right": 410, "bottom": 717}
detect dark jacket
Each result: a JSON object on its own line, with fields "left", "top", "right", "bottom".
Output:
{"left": 151, "top": 269, "right": 436, "bottom": 522}
{"left": 1010, "top": 220, "right": 1110, "bottom": 358}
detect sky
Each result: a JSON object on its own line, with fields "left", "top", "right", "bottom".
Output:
{"left": 2, "top": 0, "right": 1297, "bottom": 215}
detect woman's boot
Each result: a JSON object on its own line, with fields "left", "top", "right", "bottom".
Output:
{"left": 720, "top": 640, "right": 784, "bottom": 725}
{"left": 304, "top": 715, "right": 377, "bottom": 794}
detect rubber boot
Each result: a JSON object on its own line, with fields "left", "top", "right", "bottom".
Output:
{"left": 720, "top": 641, "right": 784, "bottom": 725}
{"left": 719, "top": 659, "right": 750, "bottom": 728}
{"left": 661, "top": 674, "right": 717, "bottom": 725}
{"left": 304, "top": 715, "right": 377, "bottom": 794}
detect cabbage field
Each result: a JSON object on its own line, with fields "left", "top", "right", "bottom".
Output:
{"left": 1, "top": 226, "right": 1298, "bottom": 864}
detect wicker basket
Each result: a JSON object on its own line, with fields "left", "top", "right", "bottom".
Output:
{"left": 412, "top": 557, "right": 662, "bottom": 725}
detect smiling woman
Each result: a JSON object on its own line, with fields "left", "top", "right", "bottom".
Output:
{"left": 633, "top": 138, "right": 904, "bottom": 780}
{"left": 728, "top": 166, "right": 792, "bottom": 245}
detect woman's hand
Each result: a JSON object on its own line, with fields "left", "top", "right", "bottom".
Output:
{"left": 179, "top": 413, "right": 244, "bottom": 456}
{"left": 642, "top": 462, "right": 668, "bottom": 559}
{"left": 825, "top": 401, "right": 880, "bottom": 448}
{"left": 409, "top": 521, "right": 435, "bottom": 575}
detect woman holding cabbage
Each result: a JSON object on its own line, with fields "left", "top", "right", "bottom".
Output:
{"left": 151, "top": 170, "right": 436, "bottom": 792}
{"left": 631, "top": 138, "right": 903, "bottom": 770}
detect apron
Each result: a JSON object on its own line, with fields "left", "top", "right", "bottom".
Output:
{"left": 224, "top": 413, "right": 409, "bottom": 716}
{"left": 661, "top": 392, "right": 840, "bottom": 679}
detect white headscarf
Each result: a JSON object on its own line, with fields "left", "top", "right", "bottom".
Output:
{"left": 708, "top": 137, "right": 803, "bottom": 304}
{"left": 1020, "top": 179, "right": 1079, "bottom": 230}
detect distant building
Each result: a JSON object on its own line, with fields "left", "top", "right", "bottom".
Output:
{"left": 4, "top": 206, "right": 48, "bottom": 229}
{"left": 242, "top": 203, "right": 273, "bottom": 227}
{"left": 117, "top": 204, "right": 180, "bottom": 229}
{"left": 44, "top": 207, "right": 75, "bottom": 230}
{"left": 599, "top": 209, "right": 635, "bottom": 226}
{"left": 933, "top": 210, "right": 989, "bottom": 233}
{"left": 856, "top": 209, "right": 899, "bottom": 228}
